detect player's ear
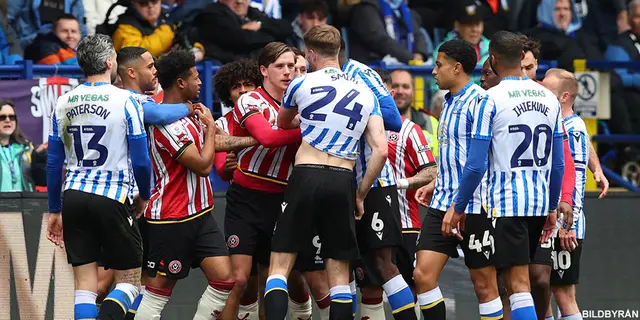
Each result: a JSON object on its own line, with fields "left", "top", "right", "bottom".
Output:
{"left": 127, "top": 66, "right": 136, "bottom": 79}
{"left": 177, "top": 77, "right": 186, "bottom": 90}
{"left": 260, "top": 65, "right": 268, "bottom": 78}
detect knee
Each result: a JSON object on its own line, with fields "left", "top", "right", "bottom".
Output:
{"left": 361, "top": 286, "right": 383, "bottom": 300}
{"left": 471, "top": 276, "right": 492, "bottom": 301}
{"left": 530, "top": 268, "right": 551, "bottom": 291}
{"left": 233, "top": 272, "right": 250, "bottom": 291}
{"left": 551, "top": 286, "right": 575, "bottom": 304}
{"left": 413, "top": 264, "right": 437, "bottom": 290}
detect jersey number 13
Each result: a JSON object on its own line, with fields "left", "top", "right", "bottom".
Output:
{"left": 66, "top": 125, "right": 109, "bottom": 167}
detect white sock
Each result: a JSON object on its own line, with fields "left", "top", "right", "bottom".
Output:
{"left": 115, "top": 283, "right": 139, "bottom": 305}
{"left": 193, "top": 283, "right": 232, "bottom": 320}
{"left": 317, "top": 305, "right": 330, "bottom": 320}
{"left": 135, "top": 289, "right": 170, "bottom": 320}
{"left": 360, "top": 301, "right": 384, "bottom": 320}
{"left": 509, "top": 292, "right": 535, "bottom": 310}
{"left": 414, "top": 303, "right": 422, "bottom": 319}
{"left": 561, "top": 313, "right": 583, "bottom": 320}
{"left": 238, "top": 301, "right": 259, "bottom": 320}
{"left": 75, "top": 290, "right": 98, "bottom": 318}
{"left": 479, "top": 297, "right": 504, "bottom": 318}
{"left": 289, "top": 298, "right": 312, "bottom": 320}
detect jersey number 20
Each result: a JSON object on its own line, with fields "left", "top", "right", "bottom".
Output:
{"left": 509, "top": 124, "right": 552, "bottom": 168}
{"left": 301, "top": 86, "right": 363, "bottom": 130}
{"left": 66, "top": 125, "right": 109, "bottom": 167}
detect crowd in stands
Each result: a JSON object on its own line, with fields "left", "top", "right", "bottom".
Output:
{"left": 0, "top": 0, "right": 639, "bottom": 190}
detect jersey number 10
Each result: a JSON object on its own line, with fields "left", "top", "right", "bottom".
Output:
{"left": 66, "top": 125, "right": 109, "bottom": 167}
{"left": 509, "top": 124, "right": 552, "bottom": 168}
{"left": 301, "top": 86, "right": 363, "bottom": 130}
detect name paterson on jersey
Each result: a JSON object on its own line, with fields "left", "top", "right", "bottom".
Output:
{"left": 53, "top": 84, "right": 145, "bottom": 204}
{"left": 485, "top": 78, "right": 563, "bottom": 217}
{"left": 64, "top": 94, "right": 112, "bottom": 120}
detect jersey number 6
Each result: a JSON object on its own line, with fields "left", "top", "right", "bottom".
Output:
{"left": 66, "top": 125, "right": 109, "bottom": 167}
{"left": 301, "top": 86, "right": 364, "bottom": 130}
{"left": 509, "top": 124, "right": 552, "bottom": 168}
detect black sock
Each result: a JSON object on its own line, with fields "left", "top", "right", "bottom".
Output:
{"left": 421, "top": 299, "right": 446, "bottom": 320}
{"left": 264, "top": 289, "right": 289, "bottom": 320}
{"left": 330, "top": 300, "right": 353, "bottom": 320}
{"left": 97, "top": 300, "right": 126, "bottom": 320}
{"left": 394, "top": 308, "right": 418, "bottom": 320}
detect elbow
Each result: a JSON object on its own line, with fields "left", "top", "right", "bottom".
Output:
{"left": 194, "top": 164, "right": 213, "bottom": 177}
{"left": 375, "top": 144, "right": 389, "bottom": 161}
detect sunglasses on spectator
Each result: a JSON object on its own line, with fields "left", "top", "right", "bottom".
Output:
{"left": 135, "top": 0, "right": 160, "bottom": 7}
{"left": 0, "top": 114, "right": 16, "bottom": 121}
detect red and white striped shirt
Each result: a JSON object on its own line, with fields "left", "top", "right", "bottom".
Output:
{"left": 231, "top": 87, "right": 297, "bottom": 193}
{"left": 387, "top": 117, "right": 437, "bottom": 229}
{"left": 145, "top": 115, "right": 214, "bottom": 222}
{"left": 215, "top": 112, "right": 233, "bottom": 135}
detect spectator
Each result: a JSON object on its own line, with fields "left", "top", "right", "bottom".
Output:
{"left": 8, "top": 0, "right": 87, "bottom": 49}
{"left": 112, "top": 0, "right": 183, "bottom": 58}
{"left": 250, "top": 0, "right": 281, "bottom": 19}
{"left": 525, "top": 0, "right": 602, "bottom": 72}
{"left": 83, "top": 0, "right": 127, "bottom": 35}
{"left": 605, "top": 0, "right": 640, "bottom": 135}
{"left": 581, "top": 0, "right": 630, "bottom": 51}
{"left": 348, "top": 0, "right": 428, "bottom": 64}
{"left": 289, "top": 0, "right": 328, "bottom": 50}
{"left": 476, "top": 0, "right": 510, "bottom": 38}
{"left": 0, "top": 100, "right": 47, "bottom": 192}
{"left": 193, "top": 0, "right": 292, "bottom": 64}
{"left": 0, "top": 9, "right": 23, "bottom": 64}
{"left": 430, "top": 0, "right": 489, "bottom": 92}
{"left": 291, "top": 46, "right": 308, "bottom": 76}
{"left": 390, "top": 69, "right": 439, "bottom": 160}
{"left": 24, "top": 14, "right": 80, "bottom": 65}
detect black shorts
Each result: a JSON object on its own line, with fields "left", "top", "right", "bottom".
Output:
{"left": 531, "top": 237, "right": 553, "bottom": 266}
{"left": 356, "top": 186, "right": 404, "bottom": 252}
{"left": 294, "top": 232, "right": 326, "bottom": 272}
{"left": 550, "top": 238, "right": 583, "bottom": 286}
{"left": 225, "top": 183, "right": 282, "bottom": 266}
{"left": 396, "top": 230, "right": 419, "bottom": 287}
{"left": 353, "top": 230, "right": 418, "bottom": 288}
{"left": 142, "top": 210, "right": 228, "bottom": 279}
{"left": 62, "top": 190, "right": 142, "bottom": 270}
{"left": 271, "top": 164, "right": 359, "bottom": 261}
{"left": 493, "top": 216, "right": 547, "bottom": 268}
{"left": 417, "top": 208, "right": 494, "bottom": 270}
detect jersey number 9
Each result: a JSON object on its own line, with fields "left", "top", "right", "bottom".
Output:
{"left": 301, "top": 86, "right": 363, "bottom": 130}
{"left": 509, "top": 124, "right": 552, "bottom": 168}
{"left": 66, "top": 125, "right": 109, "bottom": 167}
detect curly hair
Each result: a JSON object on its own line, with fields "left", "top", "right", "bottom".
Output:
{"left": 156, "top": 50, "right": 196, "bottom": 90}
{"left": 438, "top": 39, "right": 478, "bottom": 75}
{"left": 213, "top": 59, "right": 262, "bottom": 106}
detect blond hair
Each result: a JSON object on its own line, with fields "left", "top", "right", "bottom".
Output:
{"left": 545, "top": 68, "right": 578, "bottom": 100}
{"left": 303, "top": 25, "right": 341, "bottom": 57}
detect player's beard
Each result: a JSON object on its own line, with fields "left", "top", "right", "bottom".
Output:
{"left": 110, "top": 68, "right": 117, "bottom": 84}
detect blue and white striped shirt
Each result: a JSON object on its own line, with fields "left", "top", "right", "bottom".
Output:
{"left": 341, "top": 59, "right": 398, "bottom": 187}
{"left": 562, "top": 114, "right": 589, "bottom": 239}
{"left": 429, "top": 82, "right": 488, "bottom": 214}
{"left": 283, "top": 67, "right": 380, "bottom": 161}
{"left": 51, "top": 82, "right": 147, "bottom": 204}
{"left": 484, "top": 77, "right": 564, "bottom": 217}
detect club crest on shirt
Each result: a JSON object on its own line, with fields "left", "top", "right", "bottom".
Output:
{"left": 388, "top": 132, "right": 399, "bottom": 142}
